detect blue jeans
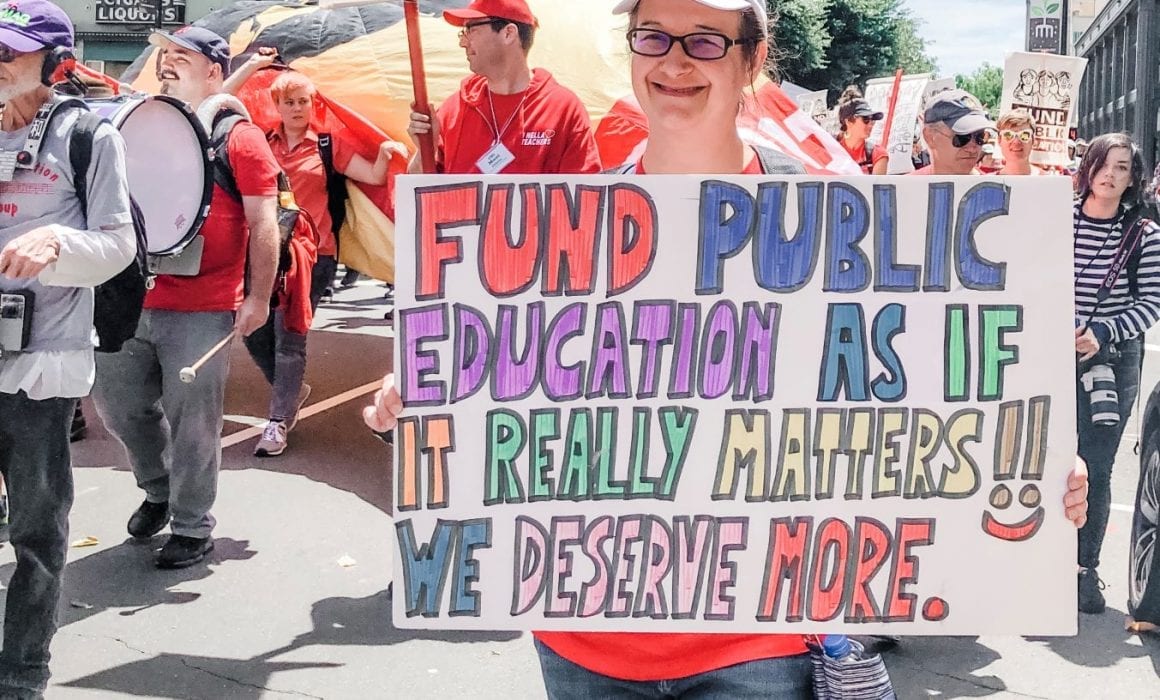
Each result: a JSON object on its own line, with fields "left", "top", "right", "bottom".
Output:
{"left": 535, "top": 639, "right": 813, "bottom": 699}
{"left": 1077, "top": 336, "right": 1144, "bottom": 570}
{"left": 0, "top": 391, "right": 76, "bottom": 697}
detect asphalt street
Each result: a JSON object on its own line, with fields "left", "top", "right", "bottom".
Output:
{"left": 1, "top": 280, "right": 1158, "bottom": 699}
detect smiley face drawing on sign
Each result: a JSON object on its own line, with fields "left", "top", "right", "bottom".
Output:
{"left": 982, "top": 397, "right": 1050, "bottom": 542}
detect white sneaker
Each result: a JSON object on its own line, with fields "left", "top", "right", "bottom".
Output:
{"left": 255, "top": 420, "right": 288, "bottom": 457}
{"left": 286, "top": 384, "right": 312, "bottom": 432}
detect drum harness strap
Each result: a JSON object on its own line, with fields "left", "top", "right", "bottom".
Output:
{"left": 0, "top": 96, "right": 84, "bottom": 181}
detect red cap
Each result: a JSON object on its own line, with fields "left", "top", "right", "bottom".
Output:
{"left": 443, "top": 0, "right": 537, "bottom": 27}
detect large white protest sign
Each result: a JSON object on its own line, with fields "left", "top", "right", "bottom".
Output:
{"left": 1001, "top": 51, "right": 1087, "bottom": 167}
{"left": 392, "top": 173, "right": 1078, "bottom": 635}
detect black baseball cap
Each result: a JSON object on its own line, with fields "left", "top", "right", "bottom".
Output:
{"left": 149, "top": 25, "right": 231, "bottom": 77}
{"left": 839, "top": 99, "right": 884, "bottom": 123}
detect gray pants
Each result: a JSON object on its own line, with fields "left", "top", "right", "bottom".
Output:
{"left": 92, "top": 309, "right": 233, "bottom": 538}
{"left": 0, "top": 391, "right": 75, "bottom": 697}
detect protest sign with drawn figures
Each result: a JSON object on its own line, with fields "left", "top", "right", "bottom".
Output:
{"left": 392, "top": 173, "right": 1078, "bottom": 634}
{"left": 794, "top": 89, "right": 830, "bottom": 122}
{"left": 1001, "top": 51, "right": 1087, "bottom": 167}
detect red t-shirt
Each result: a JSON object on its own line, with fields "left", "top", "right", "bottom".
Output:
{"left": 909, "top": 165, "right": 982, "bottom": 176}
{"left": 634, "top": 151, "right": 765, "bottom": 175}
{"left": 535, "top": 145, "right": 808, "bottom": 682}
{"left": 268, "top": 128, "right": 355, "bottom": 257}
{"left": 842, "top": 138, "right": 888, "bottom": 174}
{"left": 146, "top": 121, "right": 280, "bottom": 311}
{"left": 436, "top": 68, "right": 601, "bottom": 175}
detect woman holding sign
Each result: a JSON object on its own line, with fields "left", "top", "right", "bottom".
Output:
{"left": 367, "top": 0, "right": 1092, "bottom": 694}
{"left": 1072, "top": 133, "right": 1160, "bottom": 615}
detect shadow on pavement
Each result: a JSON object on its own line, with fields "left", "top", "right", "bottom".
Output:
{"left": 59, "top": 587, "right": 520, "bottom": 699}
{"left": 878, "top": 637, "right": 1007, "bottom": 697}
{"left": 74, "top": 326, "right": 396, "bottom": 515}
{"left": 48, "top": 537, "right": 257, "bottom": 628}
{"left": 1034, "top": 607, "right": 1160, "bottom": 674}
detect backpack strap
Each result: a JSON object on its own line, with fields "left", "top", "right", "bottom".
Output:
{"left": 754, "top": 145, "right": 807, "bottom": 175}
{"left": 67, "top": 110, "right": 104, "bottom": 219}
{"left": 317, "top": 132, "right": 349, "bottom": 235}
{"left": 602, "top": 162, "right": 637, "bottom": 175}
{"left": 210, "top": 109, "right": 246, "bottom": 203}
{"left": 1126, "top": 213, "right": 1155, "bottom": 299}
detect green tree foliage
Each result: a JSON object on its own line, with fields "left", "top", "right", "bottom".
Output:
{"left": 768, "top": 0, "right": 938, "bottom": 99}
{"left": 769, "top": 0, "right": 831, "bottom": 82}
{"left": 955, "top": 63, "right": 1004, "bottom": 116}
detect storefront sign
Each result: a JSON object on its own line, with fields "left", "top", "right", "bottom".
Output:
{"left": 94, "top": 0, "right": 186, "bottom": 25}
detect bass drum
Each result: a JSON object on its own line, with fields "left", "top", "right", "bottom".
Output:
{"left": 86, "top": 95, "right": 212, "bottom": 256}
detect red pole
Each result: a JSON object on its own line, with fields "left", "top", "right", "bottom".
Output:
{"left": 879, "top": 68, "right": 905, "bottom": 150}
{"left": 404, "top": 0, "right": 437, "bottom": 172}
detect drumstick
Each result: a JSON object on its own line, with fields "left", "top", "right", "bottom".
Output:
{"left": 179, "top": 331, "right": 237, "bottom": 383}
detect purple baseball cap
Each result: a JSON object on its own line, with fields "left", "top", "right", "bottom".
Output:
{"left": 0, "top": 0, "right": 74, "bottom": 52}
{"left": 149, "top": 25, "right": 231, "bottom": 77}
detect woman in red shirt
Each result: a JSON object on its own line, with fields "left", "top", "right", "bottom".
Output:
{"left": 836, "top": 91, "right": 888, "bottom": 175}
{"left": 229, "top": 59, "right": 405, "bottom": 456}
{"left": 365, "top": 0, "right": 1091, "bottom": 695}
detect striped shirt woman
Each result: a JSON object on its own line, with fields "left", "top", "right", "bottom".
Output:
{"left": 1074, "top": 201, "right": 1160, "bottom": 344}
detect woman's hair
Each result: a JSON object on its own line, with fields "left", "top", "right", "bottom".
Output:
{"left": 269, "top": 71, "right": 316, "bottom": 103}
{"left": 997, "top": 109, "right": 1035, "bottom": 132}
{"left": 839, "top": 85, "right": 863, "bottom": 104}
{"left": 1076, "top": 132, "right": 1149, "bottom": 209}
{"left": 836, "top": 86, "right": 863, "bottom": 132}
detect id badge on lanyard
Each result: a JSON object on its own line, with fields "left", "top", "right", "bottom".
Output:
{"left": 476, "top": 140, "right": 516, "bottom": 174}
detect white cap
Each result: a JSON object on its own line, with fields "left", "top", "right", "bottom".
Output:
{"left": 612, "top": 0, "right": 769, "bottom": 36}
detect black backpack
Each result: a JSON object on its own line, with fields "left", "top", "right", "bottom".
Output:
{"left": 210, "top": 110, "right": 291, "bottom": 267}
{"left": 210, "top": 109, "right": 319, "bottom": 279}
{"left": 65, "top": 104, "right": 150, "bottom": 354}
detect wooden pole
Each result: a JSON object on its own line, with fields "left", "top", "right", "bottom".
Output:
{"left": 879, "top": 68, "right": 905, "bottom": 150}
{"left": 404, "top": 0, "right": 437, "bottom": 172}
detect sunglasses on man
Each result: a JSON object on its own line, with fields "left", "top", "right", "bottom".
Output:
{"left": 0, "top": 44, "right": 29, "bottom": 63}
{"left": 951, "top": 130, "right": 994, "bottom": 148}
{"left": 627, "top": 28, "right": 756, "bottom": 61}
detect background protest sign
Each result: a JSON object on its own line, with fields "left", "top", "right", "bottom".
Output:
{"left": 1001, "top": 51, "right": 1087, "bottom": 167}
{"left": 392, "top": 173, "right": 1078, "bottom": 634}
{"left": 794, "top": 89, "right": 830, "bottom": 123}
{"left": 865, "top": 73, "right": 930, "bottom": 174}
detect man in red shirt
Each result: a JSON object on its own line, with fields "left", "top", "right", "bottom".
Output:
{"left": 92, "top": 27, "right": 281, "bottom": 569}
{"left": 406, "top": 0, "right": 601, "bottom": 175}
